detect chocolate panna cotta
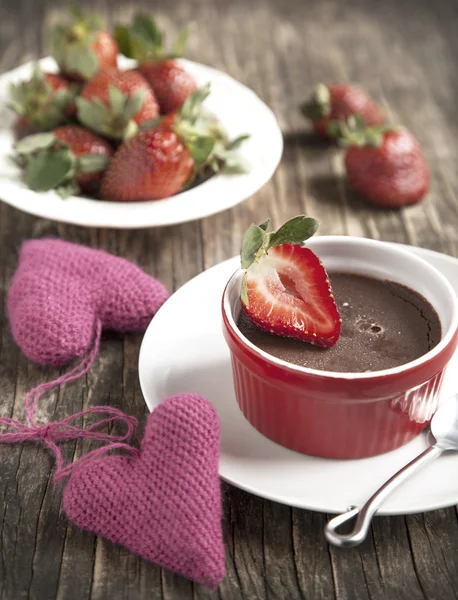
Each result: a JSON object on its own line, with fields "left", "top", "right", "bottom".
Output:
{"left": 237, "top": 216, "right": 442, "bottom": 373}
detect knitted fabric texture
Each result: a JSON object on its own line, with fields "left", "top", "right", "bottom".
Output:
{"left": 7, "top": 238, "right": 169, "bottom": 366}
{"left": 63, "top": 394, "right": 225, "bottom": 588}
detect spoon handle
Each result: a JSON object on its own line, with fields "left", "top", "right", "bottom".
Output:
{"left": 325, "top": 444, "right": 443, "bottom": 548}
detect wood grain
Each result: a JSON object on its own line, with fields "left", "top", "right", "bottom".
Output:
{"left": 1, "top": 0, "right": 458, "bottom": 598}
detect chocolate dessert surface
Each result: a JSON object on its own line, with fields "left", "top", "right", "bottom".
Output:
{"left": 237, "top": 272, "right": 441, "bottom": 373}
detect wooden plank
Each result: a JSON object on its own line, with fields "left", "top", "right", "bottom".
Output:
{"left": 2, "top": 0, "right": 458, "bottom": 599}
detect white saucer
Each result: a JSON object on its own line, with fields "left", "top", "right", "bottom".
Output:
{"left": 139, "top": 243, "right": 458, "bottom": 515}
{"left": 0, "top": 57, "right": 282, "bottom": 228}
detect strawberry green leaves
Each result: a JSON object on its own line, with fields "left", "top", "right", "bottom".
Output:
{"left": 25, "top": 148, "right": 74, "bottom": 192}
{"left": 15, "top": 132, "right": 56, "bottom": 154}
{"left": 269, "top": 215, "right": 319, "bottom": 247}
{"left": 171, "top": 25, "right": 191, "bottom": 58}
{"left": 50, "top": 7, "right": 104, "bottom": 80}
{"left": 240, "top": 215, "right": 319, "bottom": 270}
{"left": 327, "top": 114, "right": 397, "bottom": 148}
{"left": 115, "top": 13, "right": 189, "bottom": 62}
{"left": 211, "top": 134, "right": 251, "bottom": 174}
{"left": 171, "top": 84, "right": 250, "bottom": 174}
{"left": 259, "top": 218, "right": 271, "bottom": 231}
{"left": 187, "top": 136, "right": 215, "bottom": 166}
{"left": 76, "top": 84, "right": 146, "bottom": 140}
{"left": 300, "top": 83, "right": 331, "bottom": 121}
{"left": 14, "top": 132, "right": 110, "bottom": 198}
{"left": 7, "top": 65, "right": 75, "bottom": 130}
{"left": 241, "top": 224, "right": 266, "bottom": 269}
{"left": 179, "top": 83, "right": 211, "bottom": 124}
{"left": 64, "top": 45, "right": 99, "bottom": 80}
{"left": 115, "top": 15, "right": 163, "bottom": 63}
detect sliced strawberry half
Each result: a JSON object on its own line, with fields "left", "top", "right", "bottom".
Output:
{"left": 239, "top": 217, "right": 341, "bottom": 348}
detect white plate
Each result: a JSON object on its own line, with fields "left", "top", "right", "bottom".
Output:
{"left": 0, "top": 57, "right": 282, "bottom": 228}
{"left": 139, "top": 243, "right": 458, "bottom": 515}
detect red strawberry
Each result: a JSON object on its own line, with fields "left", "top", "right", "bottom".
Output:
{"left": 341, "top": 121, "right": 430, "bottom": 207}
{"left": 50, "top": 7, "right": 118, "bottom": 81}
{"left": 76, "top": 69, "right": 159, "bottom": 140}
{"left": 115, "top": 14, "right": 197, "bottom": 113}
{"left": 240, "top": 217, "right": 341, "bottom": 347}
{"left": 8, "top": 66, "right": 76, "bottom": 132}
{"left": 15, "top": 126, "right": 112, "bottom": 197}
{"left": 157, "top": 110, "right": 179, "bottom": 130}
{"left": 101, "top": 85, "right": 250, "bottom": 202}
{"left": 138, "top": 60, "right": 197, "bottom": 114}
{"left": 53, "top": 126, "right": 113, "bottom": 195}
{"left": 100, "top": 128, "right": 194, "bottom": 201}
{"left": 301, "top": 83, "right": 384, "bottom": 139}
{"left": 12, "top": 116, "right": 36, "bottom": 141}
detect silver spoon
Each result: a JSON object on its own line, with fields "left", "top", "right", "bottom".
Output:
{"left": 325, "top": 394, "right": 458, "bottom": 548}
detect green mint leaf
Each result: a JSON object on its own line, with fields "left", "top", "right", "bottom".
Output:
{"left": 25, "top": 149, "right": 74, "bottom": 191}
{"left": 259, "top": 218, "right": 271, "bottom": 231}
{"left": 241, "top": 224, "right": 265, "bottom": 269}
{"left": 269, "top": 216, "right": 319, "bottom": 248}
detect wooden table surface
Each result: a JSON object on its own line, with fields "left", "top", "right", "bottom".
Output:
{"left": 2, "top": 0, "right": 458, "bottom": 598}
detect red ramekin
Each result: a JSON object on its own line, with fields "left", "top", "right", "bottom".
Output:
{"left": 222, "top": 237, "right": 458, "bottom": 459}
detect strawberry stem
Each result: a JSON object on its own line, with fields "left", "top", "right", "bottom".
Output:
{"left": 327, "top": 114, "right": 397, "bottom": 147}
{"left": 300, "top": 83, "right": 331, "bottom": 121}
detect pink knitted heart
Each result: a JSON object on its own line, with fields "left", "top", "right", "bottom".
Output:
{"left": 8, "top": 239, "right": 169, "bottom": 366}
{"left": 63, "top": 394, "right": 225, "bottom": 588}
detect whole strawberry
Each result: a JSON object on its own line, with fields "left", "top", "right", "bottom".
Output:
{"left": 50, "top": 7, "right": 118, "bottom": 81}
{"left": 341, "top": 118, "right": 430, "bottom": 207}
{"left": 100, "top": 128, "right": 194, "bottom": 201}
{"left": 138, "top": 60, "right": 197, "bottom": 115}
{"left": 76, "top": 68, "right": 159, "bottom": 140}
{"left": 101, "top": 85, "right": 250, "bottom": 202}
{"left": 301, "top": 83, "right": 384, "bottom": 139}
{"left": 15, "top": 126, "right": 113, "bottom": 197}
{"left": 115, "top": 14, "right": 197, "bottom": 113}
{"left": 240, "top": 216, "right": 341, "bottom": 347}
{"left": 8, "top": 65, "right": 76, "bottom": 134}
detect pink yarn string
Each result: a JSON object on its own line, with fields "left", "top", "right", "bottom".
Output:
{"left": 0, "top": 320, "right": 139, "bottom": 480}
{"left": 24, "top": 319, "right": 103, "bottom": 427}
